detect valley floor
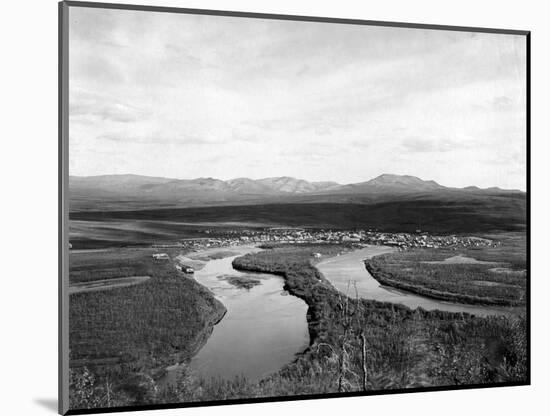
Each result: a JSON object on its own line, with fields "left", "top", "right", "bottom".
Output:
{"left": 69, "top": 241, "right": 527, "bottom": 410}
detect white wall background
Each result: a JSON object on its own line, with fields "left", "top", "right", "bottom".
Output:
{"left": 0, "top": 0, "right": 547, "bottom": 415}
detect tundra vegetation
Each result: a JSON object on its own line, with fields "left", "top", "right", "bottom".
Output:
{"left": 69, "top": 243, "right": 527, "bottom": 410}
{"left": 69, "top": 248, "right": 226, "bottom": 408}
{"left": 217, "top": 274, "right": 262, "bottom": 290}
{"left": 366, "top": 233, "right": 526, "bottom": 306}
{"left": 71, "top": 194, "right": 526, "bottom": 235}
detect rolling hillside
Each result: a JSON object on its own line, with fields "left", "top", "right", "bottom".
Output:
{"left": 69, "top": 173, "right": 523, "bottom": 212}
{"left": 69, "top": 174, "right": 526, "bottom": 235}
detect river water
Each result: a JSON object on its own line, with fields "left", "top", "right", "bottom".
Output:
{"left": 163, "top": 246, "right": 309, "bottom": 385}
{"left": 316, "top": 246, "right": 521, "bottom": 317}
{"left": 163, "top": 244, "right": 520, "bottom": 385}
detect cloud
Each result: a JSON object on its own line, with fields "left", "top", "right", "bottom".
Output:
{"left": 399, "top": 137, "right": 473, "bottom": 153}
{"left": 314, "top": 126, "right": 332, "bottom": 136}
{"left": 350, "top": 140, "right": 372, "bottom": 148}
{"left": 492, "top": 96, "right": 515, "bottom": 110}
{"left": 98, "top": 132, "right": 219, "bottom": 146}
{"left": 70, "top": 90, "right": 145, "bottom": 123}
{"left": 164, "top": 43, "right": 213, "bottom": 69}
{"left": 67, "top": 7, "right": 527, "bottom": 190}
{"left": 484, "top": 148, "right": 526, "bottom": 166}
{"left": 296, "top": 65, "right": 310, "bottom": 77}
{"left": 231, "top": 129, "right": 263, "bottom": 143}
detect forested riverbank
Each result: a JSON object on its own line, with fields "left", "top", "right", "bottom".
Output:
{"left": 230, "top": 244, "right": 527, "bottom": 393}
{"left": 364, "top": 234, "right": 526, "bottom": 307}
{"left": 68, "top": 248, "right": 227, "bottom": 409}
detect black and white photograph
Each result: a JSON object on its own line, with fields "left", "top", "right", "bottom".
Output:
{"left": 60, "top": 1, "right": 528, "bottom": 414}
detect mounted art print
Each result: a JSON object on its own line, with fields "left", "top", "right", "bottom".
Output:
{"left": 59, "top": 1, "right": 530, "bottom": 414}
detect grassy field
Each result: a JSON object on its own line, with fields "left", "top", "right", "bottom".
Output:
{"left": 69, "top": 247, "right": 156, "bottom": 283}
{"left": 69, "top": 248, "right": 226, "bottom": 407}
{"left": 69, "top": 219, "right": 225, "bottom": 249}
{"left": 70, "top": 194, "right": 526, "bottom": 235}
{"left": 366, "top": 233, "right": 527, "bottom": 306}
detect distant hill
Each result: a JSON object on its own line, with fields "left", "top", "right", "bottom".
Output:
{"left": 69, "top": 173, "right": 523, "bottom": 212}
{"left": 331, "top": 174, "right": 444, "bottom": 194}
{"left": 255, "top": 176, "right": 341, "bottom": 193}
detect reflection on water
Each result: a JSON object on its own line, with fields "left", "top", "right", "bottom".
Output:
{"left": 165, "top": 246, "right": 309, "bottom": 384}
{"left": 317, "top": 246, "right": 522, "bottom": 317}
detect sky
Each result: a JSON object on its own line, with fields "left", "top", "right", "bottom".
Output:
{"left": 68, "top": 7, "right": 527, "bottom": 190}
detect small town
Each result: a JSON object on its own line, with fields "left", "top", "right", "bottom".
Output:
{"left": 152, "top": 227, "right": 498, "bottom": 252}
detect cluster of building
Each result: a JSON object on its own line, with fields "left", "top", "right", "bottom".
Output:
{"left": 361, "top": 232, "right": 496, "bottom": 249}
{"left": 152, "top": 252, "right": 195, "bottom": 274}
{"left": 166, "top": 228, "right": 497, "bottom": 251}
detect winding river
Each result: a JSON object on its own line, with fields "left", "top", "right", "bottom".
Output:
{"left": 316, "top": 246, "right": 522, "bottom": 317}
{"left": 164, "top": 244, "right": 520, "bottom": 385}
{"left": 163, "top": 246, "right": 309, "bottom": 385}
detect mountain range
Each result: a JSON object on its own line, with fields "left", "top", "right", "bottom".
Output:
{"left": 69, "top": 173, "right": 523, "bottom": 212}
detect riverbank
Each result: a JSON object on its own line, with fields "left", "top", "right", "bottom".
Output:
{"left": 232, "top": 245, "right": 343, "bottom": 347}
{"left": 229, "top": 244, "right": 527, "bottom": 395}
{"left": 365, "top": 261, "right": 522, "bottom": 306}
{"left": 362, "top": 234, "right": 526, "bottom": 308}
{"left": 316, "top": 246, "right": 519, "bottom": 316}
{"left": 70, "top": 243, "right": 527, "bottom": 408}
{"left": 69, "top": 247, "right": 227, "bottom": 409}
{"left": 163, "top": 246, "right": 309, "bottom": 385}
